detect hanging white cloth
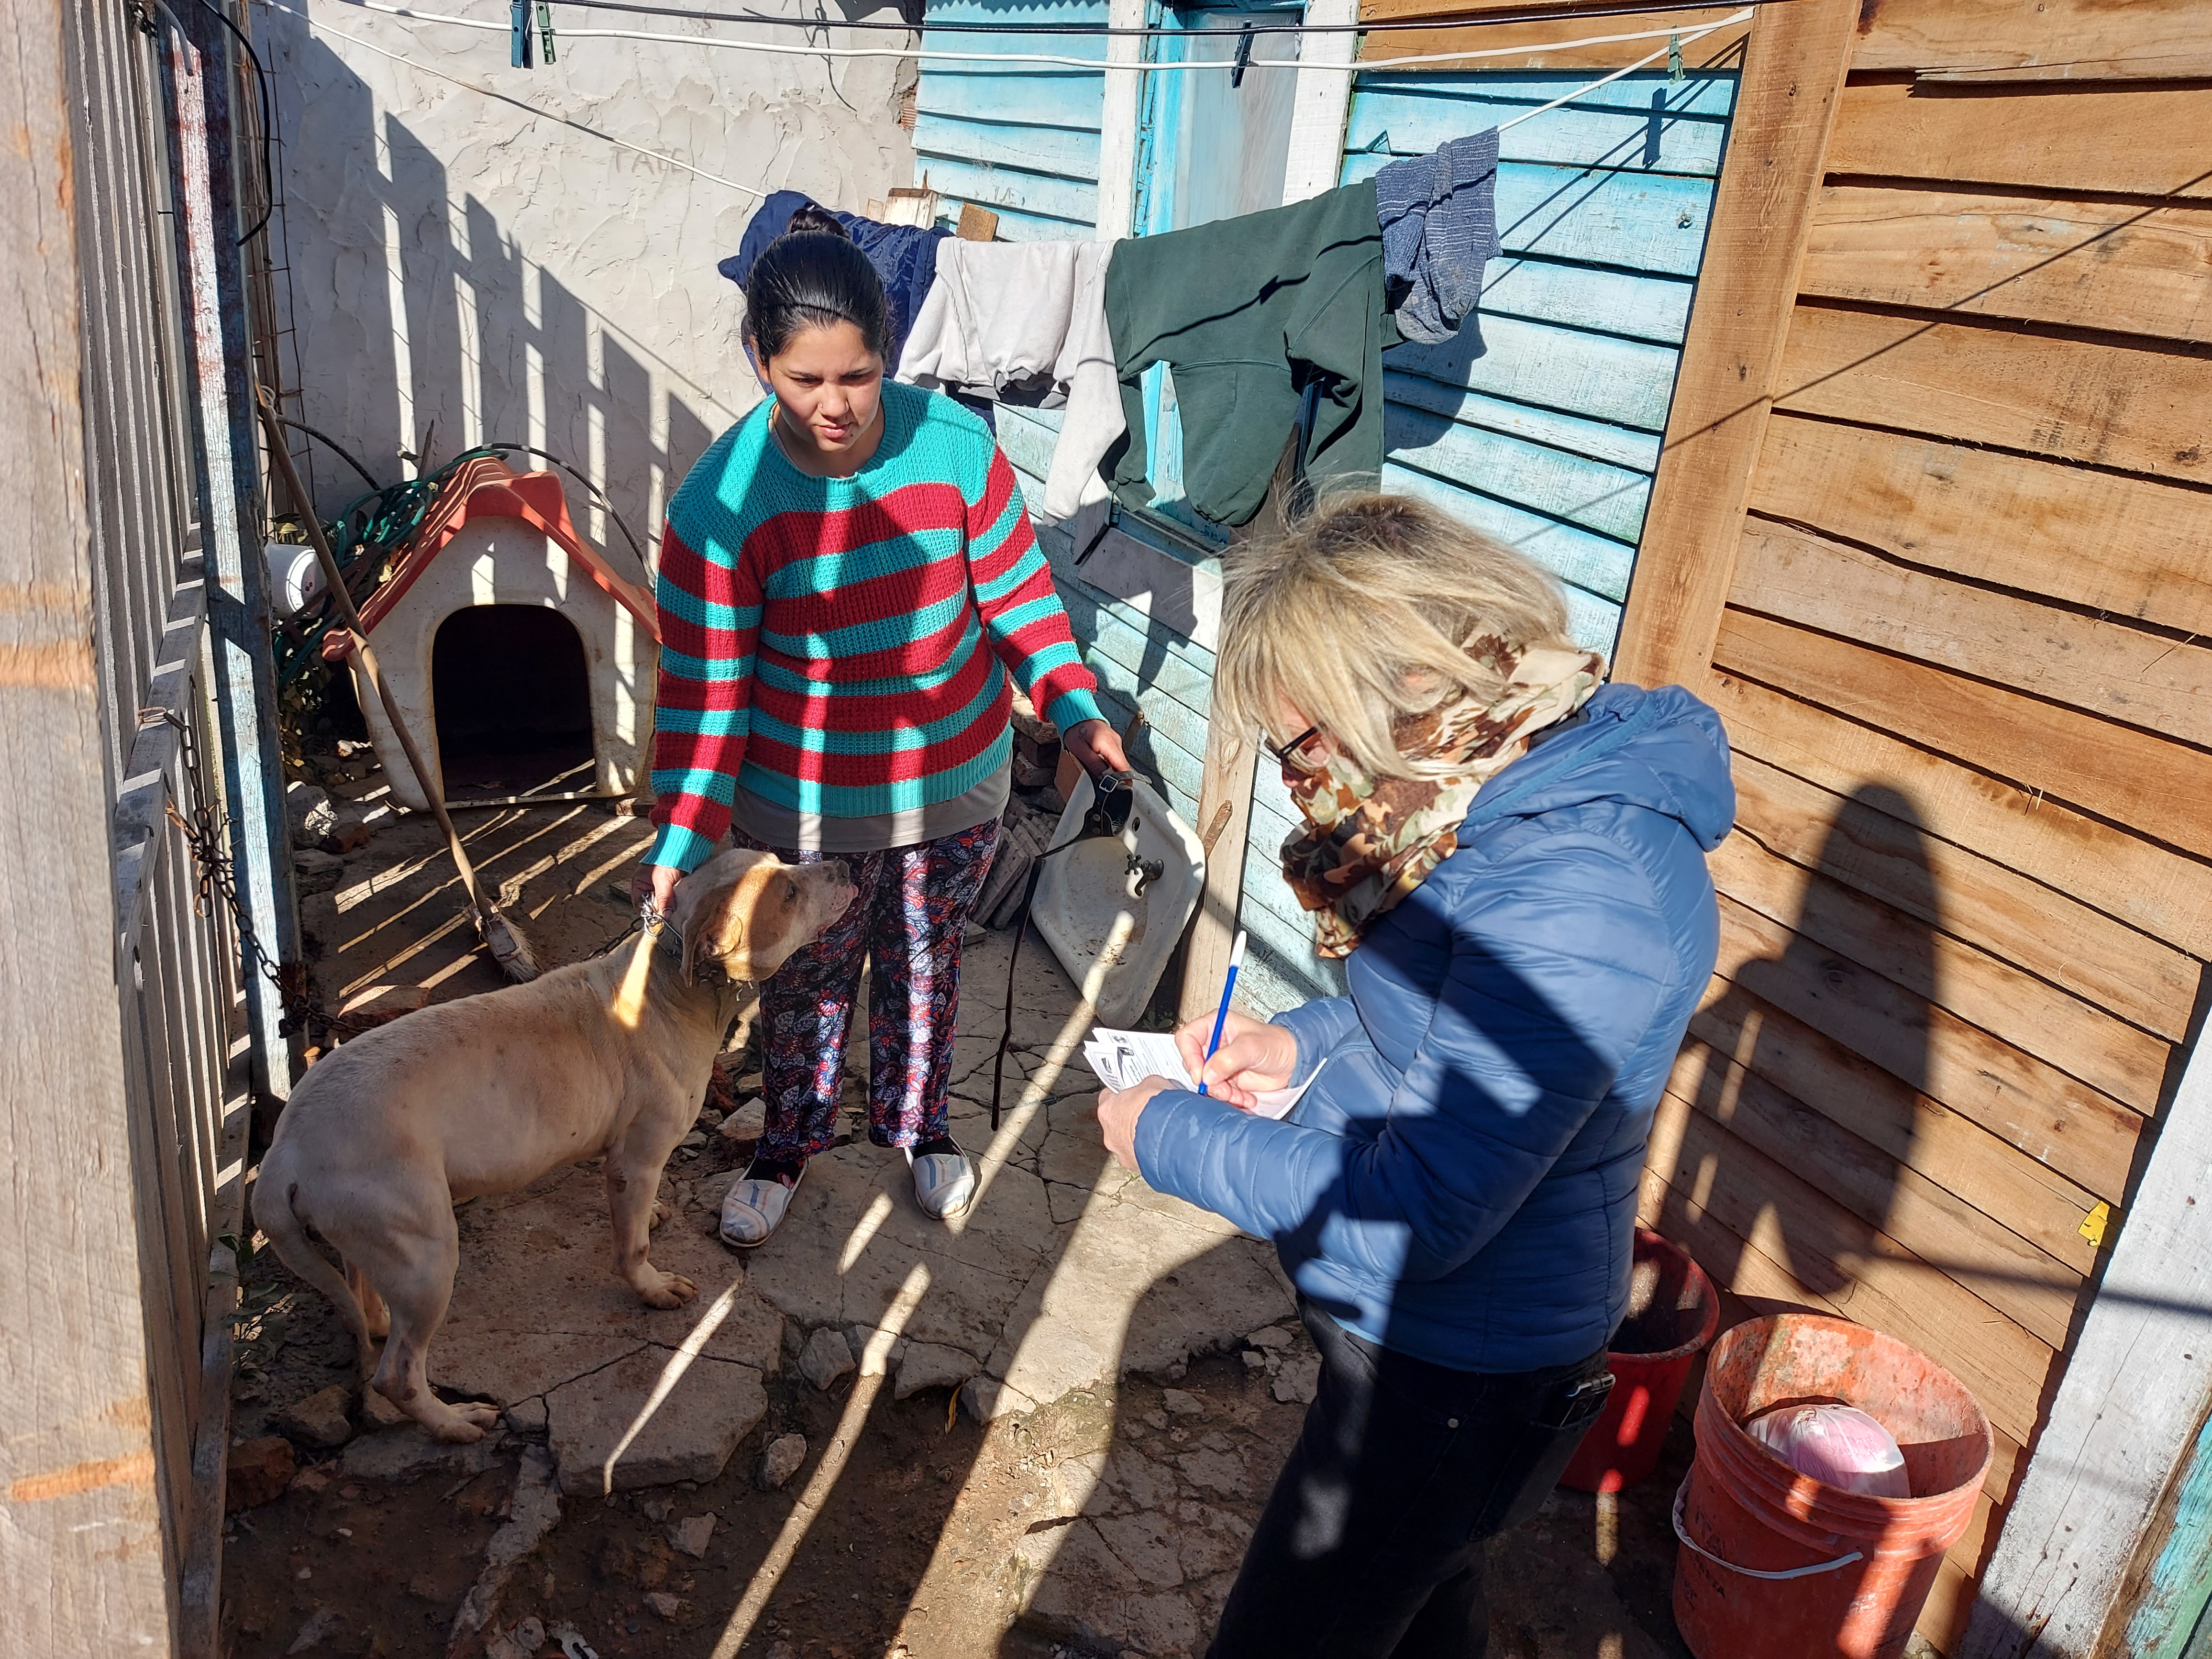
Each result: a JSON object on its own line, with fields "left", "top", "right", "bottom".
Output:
{"left": 897, "top": 240, "right": 1123, "bottom": 521}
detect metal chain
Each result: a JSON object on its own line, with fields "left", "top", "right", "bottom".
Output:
{"left": 151, "top": 705, "right": 366, "bottom": 1040}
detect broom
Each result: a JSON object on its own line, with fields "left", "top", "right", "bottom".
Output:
{"left": 256, "top": 396, "right": 542, "bottom": 983}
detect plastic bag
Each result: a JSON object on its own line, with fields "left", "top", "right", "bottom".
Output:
{"left": 1745, "top": 1403, "right": 1910, "bottom": 1498}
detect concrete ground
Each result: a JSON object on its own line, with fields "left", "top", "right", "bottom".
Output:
{"left": 227, "top": 779, "right": 1700, "bottom": 1659}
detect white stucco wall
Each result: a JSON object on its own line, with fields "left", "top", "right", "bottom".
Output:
{"left": 261, "top": 0, "right": 919, "bottom": 550}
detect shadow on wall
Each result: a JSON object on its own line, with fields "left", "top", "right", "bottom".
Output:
{"left": 1661, "top": 786, "right": 1934, "bottom": 1323}
{"left": 260, "top": 24, "right": 736, "bottom": 553}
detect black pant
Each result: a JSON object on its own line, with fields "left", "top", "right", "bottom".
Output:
{"left": 1208, "top": 1300, "right": 1613, "bottom": 1659}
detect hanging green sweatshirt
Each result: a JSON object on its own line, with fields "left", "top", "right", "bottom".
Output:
{"left": 1102, "top": 178, "right": 1395, "bottom": 529}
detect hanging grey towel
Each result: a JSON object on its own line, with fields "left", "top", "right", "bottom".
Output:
{"left": 1375, "top": 129, "right": 1504, "bottom": 346}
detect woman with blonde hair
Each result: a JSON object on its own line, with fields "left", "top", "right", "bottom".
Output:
{"left": 1095, "top": 494, "right": 1733, "bottom": 1658}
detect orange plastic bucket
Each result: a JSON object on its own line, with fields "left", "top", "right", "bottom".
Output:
{"left": 1561, "top": 1229, "right": 1719, "bottom": 1493}
{"left": 1672, "top": 1314, "right": 1991, "bottom": 1659}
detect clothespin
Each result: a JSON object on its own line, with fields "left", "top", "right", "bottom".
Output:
{"left": 537, "top": 0, "right": 556, "bottom": 64}
{"left": 511, "top": 0, "right": 532, "bottom": 67}
{"left": 1668, "top": 30, "right": 1684, "bottom": 83}
{"left": 1231, "top": 20, "right": 1255, "bottom": 88}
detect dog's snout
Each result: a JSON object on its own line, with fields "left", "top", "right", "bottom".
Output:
{"left": 822, "top": 859, "right": 853, "bottom": 888}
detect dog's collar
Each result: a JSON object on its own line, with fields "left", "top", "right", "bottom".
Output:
{"left": 631, "top": 903, "right": 752, "bottom": 991}
{"left": 648, "top": 916, "right": 688, "bottom": 974}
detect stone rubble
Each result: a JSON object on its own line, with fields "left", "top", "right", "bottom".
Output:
{"left": 274, "top": 1383, "right": 354, "bottom": 1449}
{"left": 799, "top": 1326, "right": 857, "bottom": 1391}
{"left": 757, "top": 1432, "right": 808, "bottom": 1490}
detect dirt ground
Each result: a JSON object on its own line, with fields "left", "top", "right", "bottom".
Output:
{"left": 222, "top": 741, "right": 1707, "bottom": 1659}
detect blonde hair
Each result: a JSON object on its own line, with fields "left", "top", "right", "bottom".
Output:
{"left": 1214, "top": 492, "right": 1578, "bottom": 781}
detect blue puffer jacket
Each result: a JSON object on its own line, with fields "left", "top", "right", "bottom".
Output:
{"left": 1134, "top": 684, "right": 1733, "bottom": 1372}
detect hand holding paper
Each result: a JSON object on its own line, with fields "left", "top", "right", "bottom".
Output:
{"left": 1084, "top": 1019, "right": 1322, "bottom": 1121}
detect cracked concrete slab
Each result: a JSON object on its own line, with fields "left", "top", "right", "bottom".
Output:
{"left": 432, "top": 1162, "right": 784, "bottom": 1415}
{"left": 544, "top": 1346, "right": 767, "bottom": 1495}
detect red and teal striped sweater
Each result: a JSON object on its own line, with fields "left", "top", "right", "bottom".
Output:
{"left": 645, "top": 381, "right": 1103, "bottom": 873}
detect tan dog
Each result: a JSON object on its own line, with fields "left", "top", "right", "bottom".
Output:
{"left": 252, "top": 848, "right": 856, "bottom": 1441}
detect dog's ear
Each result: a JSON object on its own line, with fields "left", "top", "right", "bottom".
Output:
{"left": 681, "top": 909, "right": 741, "bottom": 985}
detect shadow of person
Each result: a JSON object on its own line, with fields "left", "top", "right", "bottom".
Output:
{"left": 1656, "top": 784, "right": 1935, "bottom": 1332}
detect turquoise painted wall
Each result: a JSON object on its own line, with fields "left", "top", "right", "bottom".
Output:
{"left": 915, "top": 9, "right": 1737, "bottom": 1016}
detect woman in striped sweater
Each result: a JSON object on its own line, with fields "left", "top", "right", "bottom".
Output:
{"left": 635, "top": 207, "right": 1127, "bottom": 1246}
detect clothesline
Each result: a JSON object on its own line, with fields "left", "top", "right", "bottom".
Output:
{"left": 321, "top": 0, "right": 1754, "bottom": 74}
{"left": 553, "top": 0, "right": 1766, "bottom": 39}
{"left": 293, "top": 10, "right": 775, "bottom": 195}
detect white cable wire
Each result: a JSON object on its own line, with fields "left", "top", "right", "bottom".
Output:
{"left": 316, "top": 0, "right": 1753, "bottom": 75}
{"left": 296, "top": 11, "right": 772, "bottom": 195}
{"left": 1494, "top": 29, "right": 1689, "bottom": 128}
{"left": 279, "top": 0, "right": 1751, "bottom": 206}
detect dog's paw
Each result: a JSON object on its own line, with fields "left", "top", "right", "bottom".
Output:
{"left": 650, "top": 1198, "right": 672, "bottom": 1232}
{"left": 638, "top": 1270, "right": 698, "bottom": 1309}
{"left": 430, "top": 1403, "right": 500, "bottom": 1443}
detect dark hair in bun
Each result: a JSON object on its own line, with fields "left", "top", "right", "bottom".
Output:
{"left": 743, "top": 204, "right": 890, "bottom": 362}
{"left": 782, "top": 202, "right": 847, "bottom": 239}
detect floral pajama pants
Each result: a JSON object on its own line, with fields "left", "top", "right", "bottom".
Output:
{"left": 733, "top": 817, "right": 1001, "bottom": 1163}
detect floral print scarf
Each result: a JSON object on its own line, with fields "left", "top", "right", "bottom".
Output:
{"left": 1281, "top": 644, "right": 1605, "bottom": 958}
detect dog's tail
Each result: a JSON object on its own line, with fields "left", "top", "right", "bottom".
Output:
{"left": 249, "top": 1152, "right": 374, "bottom": 1364}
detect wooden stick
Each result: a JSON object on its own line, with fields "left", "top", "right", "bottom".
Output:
{"left": 254, "top": 398, "right": 538, "bottom": 979}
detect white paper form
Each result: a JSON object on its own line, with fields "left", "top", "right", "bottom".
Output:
{"left": 1081, "top": 1028, "right": 1327, "bottom": 1122}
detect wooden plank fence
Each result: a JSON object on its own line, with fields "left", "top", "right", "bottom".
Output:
{"left": 3, "top": 1, "right": 276, "bottom": 1651}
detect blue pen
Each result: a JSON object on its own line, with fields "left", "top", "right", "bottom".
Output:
{"left": 1198, "top": 930, "right": 1247, "bottom": 1096}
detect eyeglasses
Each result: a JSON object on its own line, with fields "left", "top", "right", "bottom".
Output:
{"left": 1267, "top": 726, "right": 1324, "bottom": 771}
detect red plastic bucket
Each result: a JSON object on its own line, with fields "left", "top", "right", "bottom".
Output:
{"left": 1672, "top": 1314, "right": 1991, "bottom": 1659}
{"left": 1561, "top": 1228, "right": 1719, "bottom": 1493}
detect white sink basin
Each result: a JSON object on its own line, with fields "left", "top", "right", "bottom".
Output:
{"left": 1031, "top": 774, "right": 1206, "bottom": 1027}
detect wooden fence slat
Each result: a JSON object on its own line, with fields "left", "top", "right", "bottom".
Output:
{"left": 1610, "top": 0, "right": 1858, "bottom": 690}
{"left": 1387, "top": 400, "right": 1651, "bottom": 546}
{"left": 1733, "top": 516, "right": 2212, "bottom": 755}
{"left": 1749, "top": 416, "right": 2212, "bottom": 639}
{"left": 1827, "top": 79, "right": 2212, "bottom": 199}
{"left": 1714, "top": 894, "right": 2144, "bottom": 1201}
{"left": 1354, "top": 5, "right": 1752, "bottom": 70}
{"left": 1709, "top": 670, "right": 2212, "bottom": 962}
{"left": 1338, "top": 154, "right": 1725, "bottom": 278}
{"left": 912, "top": 112, "right": 1103, "bottom": 181}
{"left": 1959, "top": 1033, "right": 2212, "bottom": 1656}
{"left": 1385, "top": 366, "right": 1664, "bottom": 473}
{"left": 1346, "top": 78, "right": 1733, "bottom": 177}
{"left": 1689, "top": 982, "right": 2103, "bottom": 1276}
{"left": 1669, "top": 1036, "right": 2084, "bottom": 1349}
{"left": 1644, "top": 1094, "right": 2057, "bottom": 1443}
{"left": 1711, "top": 831, "right": 2169, "bottom": 1114}
{"left": 1387, "top": 312, "right": 1683, "bottom": 433}
{"left": 1846, "top": 0, "right": 2212, "bottom": 82}
{"left": 1801, "top": 185, "right": 2212, "bottom": 346}
{"left": 1714, "top": 608, "right": 2212, "bottom": 867}
{"left": 1730, "top": 752, "right": 2197, "bottom": 1041}
{"left": 1773, "top": 304, "right": 2212, "bottom": 487}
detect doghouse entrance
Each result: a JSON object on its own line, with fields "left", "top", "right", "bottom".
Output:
{"left": 431, "top": 604, "right": 595, "bottom": 802}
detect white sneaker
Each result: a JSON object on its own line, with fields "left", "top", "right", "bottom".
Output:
{"left": 907, "top": 1141, "right": 975, "bottom": 1221}
{"left": 720, "top": 1161, "right": 805, "bottom": 1249}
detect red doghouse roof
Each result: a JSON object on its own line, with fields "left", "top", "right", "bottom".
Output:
{"left": 358, "top": 457, "right": 661, "bottom": 642}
